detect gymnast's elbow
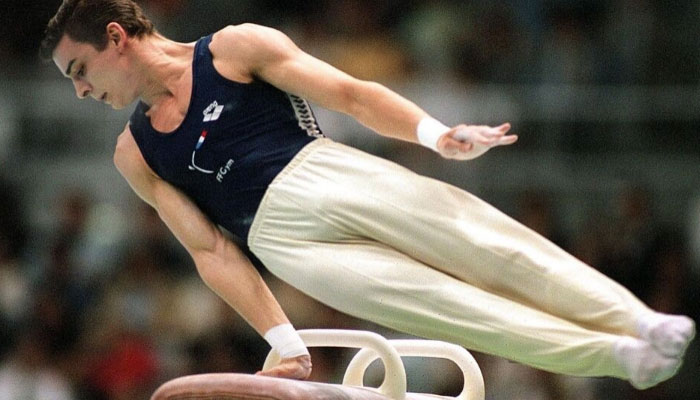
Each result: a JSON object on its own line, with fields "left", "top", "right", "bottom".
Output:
{"left": 188, "top": 231, "right": 243, "bottom": 285}
{"left": 188, "top": 235, "right": 223, "bottom": 278}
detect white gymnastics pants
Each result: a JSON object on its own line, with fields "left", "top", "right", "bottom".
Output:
{"left": 248, "top": 138, "right": 652, "bottom": 379}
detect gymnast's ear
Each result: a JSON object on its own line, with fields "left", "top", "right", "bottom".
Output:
{"left": 105, "top": 22, "right": 127, "bottom": 51}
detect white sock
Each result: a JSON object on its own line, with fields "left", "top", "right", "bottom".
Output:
{"left": 613, "top": 337, "right": 682, "bottom": 390}
{"left": 637, "top": 313, "right": 696, "bottom": 358}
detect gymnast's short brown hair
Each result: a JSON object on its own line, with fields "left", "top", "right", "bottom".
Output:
{"left": 40, "top": 0, "right": 155, "bottom": 60}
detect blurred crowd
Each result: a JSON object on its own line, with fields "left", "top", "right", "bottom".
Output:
{"left": 1, "top": 1, "right": 699, "bottom": 400}
{"left": 2, "top": 0, "right": 700, "bottom": 85}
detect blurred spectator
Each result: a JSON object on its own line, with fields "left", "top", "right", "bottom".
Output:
{"left": 481, "top": 358, "right": 571, "bottom": 400}
{"left": 0, "top": 0, "right": 62, "bottom": 70}
{"left": 536, "top": 2, "right": 601, "bottom": 84}
{"left": 569, "top": 214, "right": 608, "bottom": 269}
{"left": 36, "top": 189, "right": 129, "bottom": 300}
{"left": 596, "top": 185, "right": 662, "bottom": 301}
{"left": 515, "top": 189, "right": 568, "bottom": 248}
{"left": 141, "top": 0, "right": 186, "bottom": 18}
{"left": 0, "top": 176, "right": 29, "bottom": 359}
{"left": 452, "top": 3, "right": 527, "bottom": 83}
{"left": 74, "top": 244, "right": 167, "bottom": 399}
{"left": 0, "top": 328, "right": 75, "bottom": 400}
{"left": 600, "top": 0, "right": 657, "bottom": 83}
{"left": 0, "top": 259, "right": 29, "bottom": 356}
{"left": 297, "top": 0, "right": 410, "bottom": 82}
{"left": 0, "top": 177, "right": 28, "bottom": 264}
{"left": 690, "top": 196, "right": 700, "bottom": 279}
{"left": 84, "top": 330, "right": 159, "bottom": 400}
{"left": 398, "top": 0, "right": 464, "bottom": 77}
{"left": 27, "top": 190, "right": 97, "bottom": 360}
{"left": 131, "top": 203, "right": 192, "bottom": 277}
{"left": 0, "top": 95, "right": 18, "bottom": 164}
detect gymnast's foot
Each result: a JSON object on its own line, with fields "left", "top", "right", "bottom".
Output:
{"left": 637, "top": 313, "right": 696, "bottom": 358}
{"left": 614, "top": 337, "right": 682, "bottom": 390}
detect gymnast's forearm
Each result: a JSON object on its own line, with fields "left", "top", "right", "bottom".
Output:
{"left": 146, "top": 174, "right": 309, "bottom": 365}
{"left": 191, "top": 238, "right": 291, "bottom": 336}
{"left": 342, "top": 80, "right": 429, "bottom": 143}
{"left": 191, "top": 242, "right": 312, "bottom": 378}
{"left": 135, "top": 171, "right": 293, "bottom": 337}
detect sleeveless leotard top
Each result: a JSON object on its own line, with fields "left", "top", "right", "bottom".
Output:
{"left": 129, "top": 34, "right": 322, "bottom": 240}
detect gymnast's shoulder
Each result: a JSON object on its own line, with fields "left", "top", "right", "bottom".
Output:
{"left": 208, "top": 23, "right": 300, "bottom": 84}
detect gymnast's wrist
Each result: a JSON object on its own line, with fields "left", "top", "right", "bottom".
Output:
{"left": 263, "top": 324, "right": 309, "bottom": 358}
{"left": 416, "top": 117, "right": 451, "bottom": 152}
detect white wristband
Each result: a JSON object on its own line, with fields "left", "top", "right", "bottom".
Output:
{"left": 263, "top": 324, "right": 309, "bottom": 358}
{"left": 416, "top": 117, "right": 451, "bottom": 152}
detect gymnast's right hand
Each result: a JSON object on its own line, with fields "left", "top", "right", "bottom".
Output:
{"left": 255, "top": 354, "right": 312, "bottom": 380}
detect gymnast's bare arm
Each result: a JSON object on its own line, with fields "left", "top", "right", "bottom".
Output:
{"left": 209, "top": 23, "right": 516, "bottom": 159}
{"left": 113, "top": 125, "right": 312, "bottom": 380}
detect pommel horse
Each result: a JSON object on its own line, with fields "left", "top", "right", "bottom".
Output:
{"left": 151, "top": 329, "right": 485, "bottom": 400}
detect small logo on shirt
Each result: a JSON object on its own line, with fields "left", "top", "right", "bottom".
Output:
{"left": 203, "top": 100, "right": 224, "bottom": 122}
{"left": 189, "top": 130, "right": 214, "bottom": 174}
{"left": 216, "top": 159, "right": 235, "bottom": 183}
{"left": 188, "top": 129, "right": 234, "bottom": 183}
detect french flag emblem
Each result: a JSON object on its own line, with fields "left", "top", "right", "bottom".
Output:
{"left": 195, "top": 130, "right": 208, "bottom": 150}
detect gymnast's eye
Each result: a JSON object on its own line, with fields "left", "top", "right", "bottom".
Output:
{"left": 77, "top": 66, "right": 85, "bottom": 77}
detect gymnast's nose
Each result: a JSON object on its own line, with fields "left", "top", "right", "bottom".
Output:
{"left": 73, "top": 78, "right": 92, "bottom": 99}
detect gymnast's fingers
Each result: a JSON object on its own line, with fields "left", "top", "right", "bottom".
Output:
{"left": 256, "top": 354, "right": 312, "bottom": 380}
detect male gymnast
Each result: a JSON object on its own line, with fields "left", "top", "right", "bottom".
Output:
{"left": 41, "top": 0, "right": 695, "bottom": 390}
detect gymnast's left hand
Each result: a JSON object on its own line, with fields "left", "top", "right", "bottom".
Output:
{"left": 256, "top": 354, "right": 312, "bottom": 380}
{"left": 437, "top": 123, "right": 518, "bottom": 160}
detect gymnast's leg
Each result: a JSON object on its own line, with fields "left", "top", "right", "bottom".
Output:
{"left": 280, "top": 140, "right": 694, "bottom": 357}
{"left": 247, "top": 139, "right": 693, "bottom": 388}
{"left": 249, "top": 235, "right": 679, "bottom": 389}
{"left": 354, "top": 166, "right": 695, "bottom": 359}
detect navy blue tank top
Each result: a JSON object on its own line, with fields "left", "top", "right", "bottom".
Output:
{"left": 129, "top": 34, "right": 322, "bottom": 240}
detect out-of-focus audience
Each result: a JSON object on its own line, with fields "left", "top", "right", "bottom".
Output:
{"left": 1, "top": 1, "right": 699, "bottom": 399}
{"left": 2, "top": 0, "right": 699, "bottom": 86}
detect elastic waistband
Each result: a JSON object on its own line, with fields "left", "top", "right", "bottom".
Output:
{"left": 269, "top": 138, "right": 331, "bottom": 185}
{"left": 247, "top": 138, "right": 332, "bottom": 247}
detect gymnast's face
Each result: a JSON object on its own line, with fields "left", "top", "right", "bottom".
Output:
{"left": 52, "top": 25, "right": 138, "bottom": 110}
